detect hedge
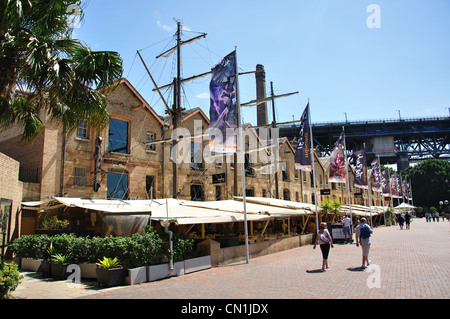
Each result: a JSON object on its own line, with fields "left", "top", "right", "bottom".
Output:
{"left": 10, "top": 227, "right": 194, "bottom": 268}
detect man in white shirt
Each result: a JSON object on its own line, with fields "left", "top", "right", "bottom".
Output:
{"left": 342, "top": 215, "right": 352, "bottom": 243}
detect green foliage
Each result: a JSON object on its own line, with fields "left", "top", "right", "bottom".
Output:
{"left": 320, "top": 199, "right": 333, "bottom": 214}
{"left": 0, "top": 262, "right": 22, "bottom": 299}
{"left": 404, "top": 159, "right": 450, "bottom": 207}
{"left": 96, "top": 257, "right": 121, "bottom": 269}
{"left": 10, "top": 234, "right": 50, "bottom": 259}
{"left": 172, "top": 234, "right": 194, "bottom": 262}
{"left": 11, "top": 227, "right": 195, "bottom": 268}
{"left": 0, "top": 0, "right": 123, "bottom": 142}
{"left": 39, "top": 216, "right": 70, "bottom": 230}
{"left": 51, "top": 253, "right": 72, "bottom": 264}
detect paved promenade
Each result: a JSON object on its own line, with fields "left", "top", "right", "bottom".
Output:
{"left": 12, "top": 217, "right": 450, "bottom": 301}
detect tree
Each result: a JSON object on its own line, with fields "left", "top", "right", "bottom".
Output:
{"left": 0, "top": 0, "right": 123, "bottom": 142}
{"left": 404, "top": 159, "right": 450, "bottom": 208}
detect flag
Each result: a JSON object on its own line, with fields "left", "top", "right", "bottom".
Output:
{"left": 381, "top": 168, "right": 390, "bottom": 196}
{"left": 371, "top": 158, "right": 382, "bottom": 192}
{"left": 390, "top": 174, "right": 397, "bottom": 197}
{"left": 294, "top": 103, "right": 312, "bottom": 171}
{"left": 329, "top": 132, "right": 346, "bottom": 183}
{"left": 354, "top": 149, "right": 367, "bottom": 189}
{"left": 396, "top": 175, "right": 402, "bottom": 198}
{"left": 208, "top": 51, "right": 237, "bottom": 153}
{"left": 402, "top": 178, "right": 408, "bottom": 200}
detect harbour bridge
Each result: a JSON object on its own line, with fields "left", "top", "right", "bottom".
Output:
{"left": 278, "top": 116, "right": 450, "bottom": 171}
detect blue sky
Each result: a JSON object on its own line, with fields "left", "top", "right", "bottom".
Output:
{"left": 74, "top": 0, "right": 450, "bottom": 126}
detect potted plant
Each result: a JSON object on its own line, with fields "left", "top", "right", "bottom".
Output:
{"left": 40, "top": 242, "right": 57, "bottom": 278}
{"left": 50, "top": 253, "right": 72, "bottom": 280}
{"left": 96, "top": 257, "right": 126, "bottom": 288}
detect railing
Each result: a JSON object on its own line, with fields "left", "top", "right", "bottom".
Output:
{"left": 281, "top": 116, "right": 450, "bottom": 128}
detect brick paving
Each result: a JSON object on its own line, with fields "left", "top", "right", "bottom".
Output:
{"left": 79, "top": 217, "right": 450, "bottom": 300}
{"left": 12, "top": 217, "right": 450, "bottom": 302}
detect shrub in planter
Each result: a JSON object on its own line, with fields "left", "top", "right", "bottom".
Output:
{"left": 0, "top": 262, "right": 23, "bottom": 299}
{"left": 50, "top": 253, "right": 72, "bottom": 280}
{"left": 96, "top": 257, "right": 125, "bottom": 288}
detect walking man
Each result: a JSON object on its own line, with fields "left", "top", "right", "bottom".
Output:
{"left": 355, "top": 218, "right": 373, "bottom": 269}
{"left": 342, "top": 214, "right": 352, "bottom": 243}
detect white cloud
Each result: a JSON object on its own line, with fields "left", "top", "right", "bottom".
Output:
{"left": 156, "top": 20, "right": 193, "bottom": 33}
{"left": 157, "top": 20, "right": 174, "bottom": 32}
{"left": 196, "top": 93, "right": 209, "bottom": 99}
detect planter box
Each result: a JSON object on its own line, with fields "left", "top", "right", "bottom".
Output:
{"left": 21, "top": 258, "right": 42, "bottom": 272}
{"left": 125, "top": 266, "right": 147, "bottom": 285}
{"left": 39, "top": 260, "right": 52, "bottom": 278}
{"left": 146, "top": 261, "right": 184, "bottom": 282}
{"left": 79, "top": 263, "right": 97, "bottom": 279}
{"left": 96, "top": 267, "right": 126, "bottom": 288}
{"left": 184, "top": 255, "right": 211, "bottom": 274}
{"left": 51, "top": 263, "right": 70, "bottom": 280}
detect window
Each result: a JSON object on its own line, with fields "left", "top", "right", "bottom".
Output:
{"left": 76, "top": 120, "right": 88, "bottom": 139}
{"left": 282, "top": 161, "right": 289, "bottom": 181}
{"left": 73, "top": 167, "right": 86, "bottom": 186}
{"left": 245, "top": 154, "right": 254, "bottom": 176}
{"left": 215, "top": 185, "right": 222, "bottom": 201}
{"left": 108, "top": 117, "right": 129, "bottom": 154}
{"left": 146, "top": 132, "right": 156, "bottom": 151}
{"left": 107, "top": 172, "right": 128, "bottom": 199}
{"left": 283, "top": 189, "right": 290, "bottom": 201}
{"left": 146, "top": 175, "right": 155, "bottom": 199}
{"left": 191, "top": 184, "right": 204, "bottom": 201}
{"left": 191, "top": 141, "right": 203, "bottom": 169}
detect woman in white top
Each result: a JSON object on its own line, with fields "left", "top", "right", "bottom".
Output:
{"left": 313, "top": 222, "right": 334, "bottom": 271}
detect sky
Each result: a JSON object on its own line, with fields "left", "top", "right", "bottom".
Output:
{"left": 73, "top": 0, "right": 450, "bottom": 126}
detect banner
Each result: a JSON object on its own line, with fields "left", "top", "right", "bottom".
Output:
{"left": 396, "top": 175, "right": 402, "bottom": 198}
{"left": 371, "top": 158, "right": 382, "bottom": 192}
{"left": 208, "top": 51, "right": 237, "bottom": 153}
{"left": 294, "top": 103, "right": 312, "bottom": 171}
{"left": 402, "top": 178, "right": 407, "bottom": 199}
{"left": 381, "top": 168, "right": 390, "bottom": 196}
{"left": 354, "top": 149, "right": 367, "bottom": 189}
{"left": 329, "top": 132, "right": 346, "bottom": 183}
{"left": 390, "top": 174, "right": 398, "bottom": 198}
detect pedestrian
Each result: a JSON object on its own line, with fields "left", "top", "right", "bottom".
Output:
{"left": 313, "top": 222, "right": 333, "bottom": 272}
{"left": 355, "top": 217, "right": 373, "bottom": 269}
{"left": 342, "top": 214, "right": 352, "bottom": 243}
{"left": 404, "top": 212, "right": 411, "bottom": 229}
{"left": 397, "top": 214, "right": 404, "bottom": 229}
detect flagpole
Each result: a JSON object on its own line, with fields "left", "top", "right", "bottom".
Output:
{"left": 234, "top": 47, "right": 249, "bottom": 264}
{"left": 308, "top": 99, "right": 320, "bottom": 231}
{"left": 342, "top": 126, "right": 353, "bottom": 226}
{"left": 364, "top": 144, "right": 373, "bottom": 226}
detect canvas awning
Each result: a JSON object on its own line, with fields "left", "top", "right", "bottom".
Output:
{"left": 54, "top": 197, "right": 153, "bottom": 214}
{"left": 341, "top": 204, "right": 385, "bottom": 217}
{"left": 180, "top": 198, "right": 312, "bottom": 218}
{"left": 53, "top": 197, "right": 313, "bottom": 225}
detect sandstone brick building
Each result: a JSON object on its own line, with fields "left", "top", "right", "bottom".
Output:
{"left": 0, "top": 78, "right": 383, "bottom": 238}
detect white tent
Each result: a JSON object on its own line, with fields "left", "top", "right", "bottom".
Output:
{"left": 394, "top": 202, "right": 416, "bottom": 212}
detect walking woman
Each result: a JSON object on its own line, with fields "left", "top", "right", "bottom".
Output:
{"left": 313, "top": 222, "right": 334, "bottom": 271}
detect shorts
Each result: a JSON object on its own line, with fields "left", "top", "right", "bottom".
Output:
{"left": 361, "top": 243, "right": 371, "bottom": 257}
{"left": 343, "top": 226, "right": 351, "bottom": 236}
{"left": 320, "top": 243, "right": 330, "bottom": 259}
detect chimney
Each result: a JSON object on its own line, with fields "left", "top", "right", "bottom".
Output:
{"left": 255, "top": 64, "right": 268, "bottom": 126}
